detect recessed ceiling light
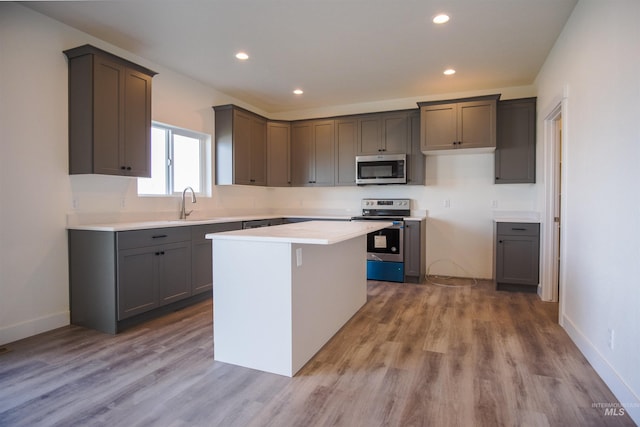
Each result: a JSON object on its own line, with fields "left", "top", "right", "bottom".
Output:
{"left": 293, "top": 89, "right": 304, "bottom": 95}
{"left": 235, "top": 52, "right": 249, "bottom": 60}
{"left": 443, "top": 68, "right": 456, "bottom": 75}
{"left": 432, "top": 14, "right": 450, "bottom": 24}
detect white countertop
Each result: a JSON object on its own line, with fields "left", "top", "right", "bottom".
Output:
{"left": 66, "top": 214, "right": 424, "bottom": 232}
{"left": 207, "top": 220, "right": 392, "bottom": 245}
{"left": 492, "top": 210, "right": 541, "bottom": 223}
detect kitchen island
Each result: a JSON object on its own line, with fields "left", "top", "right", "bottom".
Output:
{"left": 206, "top": 220, "right": 391, "bottom": 377}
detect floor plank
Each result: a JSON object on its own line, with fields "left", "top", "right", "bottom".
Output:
{"left": 0, "top": 280, "right": 635, "bottom": 427}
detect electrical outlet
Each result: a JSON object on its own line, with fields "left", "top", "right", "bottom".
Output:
{"left": 608, "top": 328, "right": 615, "bottom": 350}
{"left": 443, "top": 199, "right": 451, "bottom": 208}
{"left": 72, "top": 199, "right": 79, "bottom": 209}
{"left": 491, "top": 200, "right": 498, "bottom": 208}
{"left": 296, "top": 248, "right": 302, "bottom": 267}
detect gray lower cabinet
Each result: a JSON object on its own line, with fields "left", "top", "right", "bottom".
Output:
{"left": 191, "top": 222, "right": 242, "bottom": 295}
{"left": 495, "top": 222, "right": 540, "bottom": 291}
{"left": 69, "top": 223, "right": 241, "bottom": 334}
{"left": 404, "top": 219, "right": 426, "bottom": 283}
{"left": 117, "top": 241, "right": 192, "bottom": 320}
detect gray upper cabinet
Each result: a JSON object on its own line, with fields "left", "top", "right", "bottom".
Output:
{"left": 419, "top": 95, "right": 499, "bottom": 152}
{"left": 335, "top": 118, "right": 358, "bottom": 186}
{"left": 214, "top": 105, "right": 267, "bottom": 186}
{"left": 267, "top": 121, "right": 291, "bottom": 187}
{"left": 495, "top": 98, "right": 537, "bottom": 184}
{"left": 291, "top": 119, "right": 335, "bottom": 186}
{"left": 357, "top": 111, "right": 410, "bottom": 155}
{"left": 64, "top": 44, "right": 156, "bottom": 177}
{"left": 407, "top": 110, "right": 425, "bottom": 185}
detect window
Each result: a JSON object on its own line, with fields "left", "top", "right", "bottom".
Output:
{"left": 137, "top": 122, "right": 210, "bottom": 196}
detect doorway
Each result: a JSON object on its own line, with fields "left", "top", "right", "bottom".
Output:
{"left": 541, "top": 97, "right": 566, "bottom": 318}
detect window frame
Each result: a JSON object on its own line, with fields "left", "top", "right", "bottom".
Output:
{"left": 137, "top": 121, "right": 210, "bottom": 197}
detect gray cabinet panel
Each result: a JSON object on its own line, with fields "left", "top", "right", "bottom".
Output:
{"left": 358, "top": 116, "right": 381, "bottom": 154}
{"left": 65, "top": 44, "right": 155, "bottom": 177}
{"left": 495, "top": 98, "right": 536, "bottom": 184}
{"left": 267, "top": 121, "right": 291, "bottom": 186}
{"left": 335, "top": 118, "right": 357, "bottom": 186}
{"left": 381, "top": 112, "right": 409, "bottom": 154}
{"left": 191, "top": 222, "right": 242, "bottom": 295}
{"left": 495, "top": 222, "right": 540, "bottom": 291}
{"left": 117, "top": 246, "right": 158, "bottom": 320}
{"left": 214, "top": 105, "right": 267, "bottom": 186}
{"left": 419, "top": 95, "right": 498, "bottom": 152}
{"left": 404, "top": 219, "right": 426, "bottom": 282}
{"left": 291, "top": 119, "right": 334, "bottom": 186}
{"left": 407, "top": 111, "right": 425, "bottom": 185}
{"left": 158, "top": 242, "right": 192, "bottom": 305}
{"left": 117, "top": 227, "right": 191, "bottom": 250}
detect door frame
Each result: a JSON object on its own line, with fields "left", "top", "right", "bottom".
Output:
{"left": 540, "top": 90, "right": 568, "bottom": 324}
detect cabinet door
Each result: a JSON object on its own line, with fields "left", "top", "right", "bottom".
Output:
{"left": 93, "top": 56, "right": 124, "bottom": 175}
{"left": 496, "top": 235, "right": 539, "bottom": 286}
{"left": 117, "top": 247, "right": 158, "bottom": 320}
{"left": 233, "top": 110, "right": 253, "bottom": 185}
{"left": 457, "top": 100, "right": 496, "bottom": 149}
{"left": 335, "top": 118, "right": 357, "bottom": 186}
{"left": 313, "top": 120, "right": 335, "bottom": 186}
{"left": 407, "top": 111, "right": 425, "bottom": 185}
{"left": 420, "top": 103, "right": 457, "bottom": 150}
{"left": 291, "top": 122, "right": 314, "bottom": 186}
{"left": 495, "top": 98, "right": 536, "bottom": 183}
{"left": 250, "top": 116, "right": 267, "bottom": 185}
{"left": 158, "top": 242, "right": 192, "bottom": 305}
{"left": 267, "top": 122, "right": 291, "bottom": 186}
{"left": 381, "top": 112, "right": 409, "bottom": 154}
{"left": 123, "top": 68, "right": 152, "bottom": 177}
{"left": 357, "top": 116, "right": 382, "bottom": 154}
{"left": 403, "top": 220, "right": 421, "bottom": 278}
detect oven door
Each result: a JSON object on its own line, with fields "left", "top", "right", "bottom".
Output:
{"left": 365, "top": 222, "right": 403, "bottom": 262}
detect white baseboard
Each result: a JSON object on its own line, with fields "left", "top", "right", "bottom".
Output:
{"left": 562, "top": 314, "right": 640, "bottom": 424}
{"left": 0, "top": 311, "right": 69, "bottom": 346}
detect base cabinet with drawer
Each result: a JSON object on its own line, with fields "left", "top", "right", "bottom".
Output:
{"left": 495, "top": 222, "right": 540, "bottom": 292}
{"left": 69, "top": 223, "right": 241, "bottom": 334}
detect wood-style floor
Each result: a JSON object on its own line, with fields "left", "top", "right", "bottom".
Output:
{"left": 0, "top": 279, "right": 635, "bottom": 427}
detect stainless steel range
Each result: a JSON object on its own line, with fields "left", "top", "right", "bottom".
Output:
{"left": 352, "top": 198, "right": 411, "bottom": 282}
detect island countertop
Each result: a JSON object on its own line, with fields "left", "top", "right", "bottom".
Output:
{"left": 206, "top": 220, "right": 392, "bottom": 245}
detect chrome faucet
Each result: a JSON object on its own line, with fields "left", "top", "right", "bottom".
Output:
{"left": 180, "top": 187, "right": 197, "bottom": 219}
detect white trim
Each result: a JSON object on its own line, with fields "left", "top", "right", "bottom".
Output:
{"left": 0, "top": 311, "right": 70, "bottom": 346}
{"left": 562, "top": 314, "right": 640, "bottom": 424}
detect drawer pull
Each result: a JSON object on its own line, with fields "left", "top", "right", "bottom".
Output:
{"left": 511, "top": 228, "right": 527, "bottom": 231}
{"left": 152, "top": 234, "right": 168, "bottom": 239}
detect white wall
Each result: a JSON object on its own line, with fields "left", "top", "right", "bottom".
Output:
{"left": 535, "top": 0, "right": 640, "bottom": 421}
{"left": 0, "top": 3, "right": 537, "bottom": 345}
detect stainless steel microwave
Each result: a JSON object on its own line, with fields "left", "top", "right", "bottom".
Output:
{"left": 355, "top": 154, "right": 407, "bottom": 185}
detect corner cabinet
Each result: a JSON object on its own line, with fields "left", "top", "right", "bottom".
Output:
{"left": 419, "top": 95, "right": 499, "bottom": 153}
{"left": 291, "top": 119, "right": 335, "bottom": 186}
{"left": 495, "top": 222, "right": 540, "bottom": 292}
{"left": 495, "top": 98, "right": 537, "bottom": 184}
{"left": 64, "top": 44, "right": 156, "bottom": 177}
{"left": 214, "top": 105, "right": 267, "bottom": 186}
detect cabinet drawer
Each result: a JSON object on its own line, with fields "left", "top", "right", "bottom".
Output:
{"left": 497, "top": 222, "right": 539, "bottom": 236}
{"left": 117, "top": 227, "right": 191, "bottom": 250}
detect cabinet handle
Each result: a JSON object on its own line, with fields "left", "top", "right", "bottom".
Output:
{"left": 511, "top": 228, "right": 527, "bottom": 231}
{"left": 127, "top": 166, "right": 132, "bottom": 171}
{"left": 152, "top": 234, "right": 168, "bottom": 239}
{"left": 498, "top": 240, "right": 503, "bottom": 243}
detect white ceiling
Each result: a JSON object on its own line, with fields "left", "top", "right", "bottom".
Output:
{"left": 24, "top": 0, "right": 577, "bottom": 114}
